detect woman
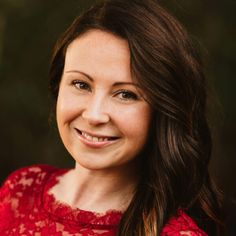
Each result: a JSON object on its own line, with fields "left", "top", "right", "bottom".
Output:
{"left": 0, "top": 0, "right": 223, "bottom": 235}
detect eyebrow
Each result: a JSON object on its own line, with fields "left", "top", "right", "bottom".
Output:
{"left": 65, "top": 70, "right": 138, "bottom": 87}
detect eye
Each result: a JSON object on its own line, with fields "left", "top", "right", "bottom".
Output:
{"left": 72, "top": 80, "right": 91, "bottom": 91}
{"left": 116, "top": 90, "right": 138, "bottom": 101}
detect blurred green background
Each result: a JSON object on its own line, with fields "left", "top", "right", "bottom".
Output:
{"left": 0, "top": 0, "right": 235, "bottom": 234}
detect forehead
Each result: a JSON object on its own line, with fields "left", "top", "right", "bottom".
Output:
{"left": 68, "top": 29, "right": 128, "bottom": 50}
{"left": 64, "top": 29, "right": 132, "bottom": 83}
{"left": 65, "top": 29, "right": 130, "bottom": 66}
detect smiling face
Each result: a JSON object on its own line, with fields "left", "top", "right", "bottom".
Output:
{"left": 56, "top": 30, "right": 152, "bottom": 172}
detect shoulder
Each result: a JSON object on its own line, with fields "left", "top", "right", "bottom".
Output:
{"left": 161, "top": 209, "right": 208, "bottom": 236}
{"left": 0, "top": 164, "right": 58, "bottom": 198}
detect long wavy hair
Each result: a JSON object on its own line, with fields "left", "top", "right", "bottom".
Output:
{"left": 49, "top": 0, "right": 223, "bottom": 235}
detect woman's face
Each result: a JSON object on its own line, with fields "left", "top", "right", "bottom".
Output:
{"left": 56, "top": 29, "right": 152, "bottom": 172}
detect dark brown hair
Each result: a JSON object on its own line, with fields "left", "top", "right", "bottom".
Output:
{"left": 49, "top": 0, "right": 223, "bottom": 235}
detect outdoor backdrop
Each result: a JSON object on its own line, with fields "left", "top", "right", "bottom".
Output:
{"left": 0, "top": 0, "right": 235, "bottom": 234}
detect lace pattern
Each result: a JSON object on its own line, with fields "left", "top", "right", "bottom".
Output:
{"left": 0, "top": 165, "right": 207, "bottom": 235}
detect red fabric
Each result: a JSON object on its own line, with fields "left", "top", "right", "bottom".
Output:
{"left": 0, "top": 165, "right": 207, "bottom": 235}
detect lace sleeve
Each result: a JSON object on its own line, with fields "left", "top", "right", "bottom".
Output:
{"left": 0, "top": 165, "right": 56, "bottom": 234}
{"left": 0, "top": 165, "right": 121, "bottom": 236}
{"left": 0, "top": 165, "right": 54, "bottom": 198}
{"left": 0, "top": 166, "right": 37, "bottom": 203}
{"left": 161, "top": 210, "right": 208, "bottom": 236}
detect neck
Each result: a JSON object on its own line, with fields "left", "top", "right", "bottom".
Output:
{"left": 51, "top": 162, "right": 140, "bottom": 213}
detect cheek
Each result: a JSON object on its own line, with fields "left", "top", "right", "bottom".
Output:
{"left": 56, "top": 90, "right": 83, "bottom": 125}
{"left": 115, "top": 105, "right": 151, "bottom": 139}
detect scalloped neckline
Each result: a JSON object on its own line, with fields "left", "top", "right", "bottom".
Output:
{"left": 42, "top": 168, "right": 123, "bottom": 228}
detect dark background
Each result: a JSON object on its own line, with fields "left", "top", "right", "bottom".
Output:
{"left": 0, "top": 0, "right": 235, "bottom": 234}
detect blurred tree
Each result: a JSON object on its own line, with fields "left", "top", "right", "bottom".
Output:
{"left": 0, "top": 0, "right": 95, "bottom": 175}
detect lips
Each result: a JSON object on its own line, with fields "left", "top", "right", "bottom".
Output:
{"left": 75, "top": 128, "right": 119, "bottom": 146}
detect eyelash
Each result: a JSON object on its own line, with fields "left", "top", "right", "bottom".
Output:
{"left": 72, "top": 80, "right": 91, "bottom": 91}
{"left": 71, "top": 80, "right": 139, "bottom": 101}
{"left": 115, "top": 90, "right": 138, "bottom": 101}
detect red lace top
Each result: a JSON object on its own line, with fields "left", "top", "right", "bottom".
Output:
{"left": 0, "top": 165, "right": 207, "bottom": 236}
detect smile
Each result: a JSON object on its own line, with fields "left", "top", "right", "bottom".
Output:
{"left": 80, "top": 130, "right": 118, "bottom": 142}
{"left": 75, "top": 128, "right": 119, "bottom": 148}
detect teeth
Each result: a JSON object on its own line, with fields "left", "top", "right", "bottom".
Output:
{"left": 99, "top": 137, "right": 108, "bottom": 142}
{"left": 81, "top": 131, "right": 111, "bottom": 142}
{"left": 93, "top": 137, "right": 99, "bottom": 142}
{"left": 83, "top": 132, "right": 92, "bottom": 141}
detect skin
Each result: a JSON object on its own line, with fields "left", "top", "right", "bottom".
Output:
{"left": 51, "top": 30, "right": 152, "bottom": 213}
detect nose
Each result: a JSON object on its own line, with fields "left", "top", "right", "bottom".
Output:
{"left": 81, "top": 94, "right": 110, "bottom": 125}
